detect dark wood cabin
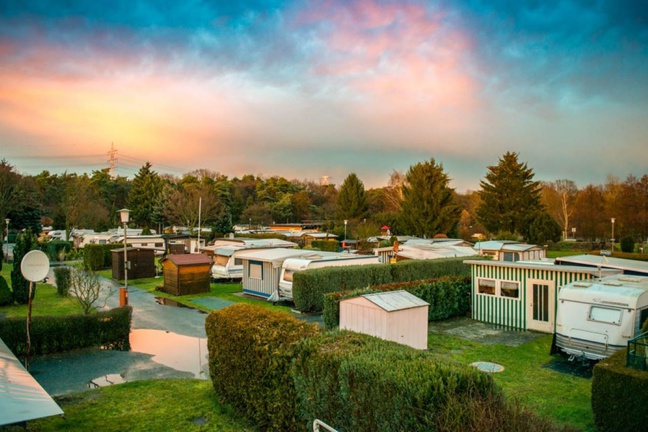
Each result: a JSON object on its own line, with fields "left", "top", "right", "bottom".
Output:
{"left": 161, "top": 254, "right": 212, "bottom": 296}
{"left": 112, "top": 247, "right": 156, "bottom": 280}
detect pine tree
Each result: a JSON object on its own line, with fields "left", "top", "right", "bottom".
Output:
{"left": 337, "top": 173, "right": 368, "bottom": 221}
{"left": 398, "top": 158, "right": 461, "bottom": 238}
{"left": 476, "top": 152, "right": 543, "bottom": 238}
{"left": 128, "top": 162, "right": 163, "bottom": 228}
{"left": 11, "top": 229, "right": 38, "bottom": 304}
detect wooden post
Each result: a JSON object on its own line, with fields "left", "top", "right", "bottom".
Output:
{"left": 25, "top": 281, "right": 33, "bottom": 370}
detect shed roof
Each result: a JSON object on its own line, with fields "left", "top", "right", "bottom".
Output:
{"left": 473, "top": 241, "right": 542, "bottom": 252}
{"left": 166, "top": 254, "right": 212, "bottom": 266}
{"left": 361, "top": 290, "right": 429, "bottom": 312}
{"left": 237, "top": 248, "right": 335, "bottom": 267}
{"left": 0, "top": 338, "right": 63, "bottom": 426}
{"left": 463, "top": 259, "right": 621, "bottom": 276}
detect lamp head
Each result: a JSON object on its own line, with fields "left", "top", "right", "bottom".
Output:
{"left": 611, "top": 217, "right": 615, "bottom": 224}
{"left": 118, "top": 208, "right": 131, "bottom": 224}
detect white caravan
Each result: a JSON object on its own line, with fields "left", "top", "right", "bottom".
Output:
{"left": 206, "top": 238, "right": 298, "bottom": 281}
{"left": 279, "top": 254, "right": 380, "bottom": 300}
{"left": 554, "top": 274, "right": 648, "bottom": 361}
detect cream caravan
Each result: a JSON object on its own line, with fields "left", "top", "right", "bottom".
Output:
{"left": 554, "top": 274, "right": 648, "bottom": 361}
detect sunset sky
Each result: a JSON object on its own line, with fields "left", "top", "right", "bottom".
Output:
{"left": 1, "top": 0, "right": 646, "bottom": 191}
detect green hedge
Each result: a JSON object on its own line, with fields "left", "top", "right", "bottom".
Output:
{"left": 588, "top": 250, "right": 648, "bottom": 262}
{"left": 322, "top": 276, "right": 471, "bottom": 329}
{"left": 0, "top": 306, "right": 132, "bottom": 356}
{"left": 40, "top": 240, "right": 72, "bottom": 261}
{"left": 205, "top": 304, "right": 319, "bottom": 431}
{"left": 53, "top": 266, "right": 71, "bottom": 297}
{"left": 591, "top": 349, "right": 648, "bottom": 432}
{"left": 293, "top": 257, "right": 474, "bottom": 313}
{"left": 311, "top": 240, "right": 340, "bottom": 252}
{"left": 83, "top": 243, "right": 122, "bottom": 270}
{"left": 292, "top": 331, "right": 571, "bottom": 432}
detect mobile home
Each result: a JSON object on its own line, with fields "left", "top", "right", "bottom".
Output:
{"left": 278, "top": 253, "right": 380, "bottom": 300}
{"left": 473, "top": 240, "right": 546, "bottom": 262}
{"left": 553, "top": 274, "right": 648, "bottom": 360}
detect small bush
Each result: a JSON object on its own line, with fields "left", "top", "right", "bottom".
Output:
{"left": 0, "top": 275, "right": 12, "bottom": 306}
{"left": 41, "top": 240, "right": 72, "bottom": 261}
{"left": 311, "top": 240, "right": 340, "bottom": 252}
{"left": 591, "top": 349, "right": 648, "bottom": 432}
{"left": 0, "top": 306, "right": 132, "bottom": 356}
{"left": 620, "top": 236, "right": 635, "bottom": 253}
{"left": 205, "top": 304, "right": 319, "bottom": 431}
{"left": 53, "top": 266, "right": 71, "bottom": 297}
{"left": 83, "top": 243, "right": 121, "bottom": 270}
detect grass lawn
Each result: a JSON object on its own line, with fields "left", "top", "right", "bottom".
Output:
{"left": 0, "top": 263, "right": 86, "bottom": 318}
{"left": 20, "top": 379, "right": 255, "bottom": 432}
{"left": 428, "top": 331, "right": 594, "bottom": 432}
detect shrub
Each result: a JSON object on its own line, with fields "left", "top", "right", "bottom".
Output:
{"left": 0, "top": 275, "right": 12, "bottom": 306}
{"left": 620, "top": 236, "right": 635, "bottom": 253}
{"left": 41, "top": 240, "right": 72, "bottom": 261}
{"left": 311, "top": 240, "right": 340, "bottom": 252}
{"left": 0, "top": 306, "right": 132, "bottom": 356}
{"left": 53, "top": 266, "right": 71, "bottom": 297}
{"left": 205, "top": 304, "right": 319, "bottom": 431}
{"left": 83, "top": 243, "right": 120, "bottom": 270}
{"left": 591, "top": 349, "right": 648, "bottom": 432}
{"left": 11, "top": 230, "right": 39, "bottom": 304}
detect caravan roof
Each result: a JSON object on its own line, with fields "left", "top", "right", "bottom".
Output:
{"left": 559, "top": 275, "right": 648, "bottom": 308}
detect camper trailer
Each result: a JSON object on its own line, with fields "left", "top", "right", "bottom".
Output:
{"left": 554, "top": 274, "right": 648, "bottom": 361}
{"left": 206, "top": 238, "right": 298, "bottom": 281}
{"left": 278, "top": 254, "right": 380, "bottom": 300}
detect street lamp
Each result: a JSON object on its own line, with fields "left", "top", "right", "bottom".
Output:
{"left": 611, "top": 217, "right": 615, "bottom": 251}
{"left": 4, "top": 218, "right": 9, "bottom": 263}
{"left": 118, "top": 209, "right": 130, "bottom": 306}
{"left": 344, "top": 219, "right": 348, "bottom": 248}
{"left": 571, "top": 227, "right": 576, "bottom": 240}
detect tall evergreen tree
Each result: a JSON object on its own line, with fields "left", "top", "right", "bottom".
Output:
{"left": 398, "top": 158, "right": 460, "bottom": 238}
{"left": 128, "top": 162, "right": 163, "bottom": 228}
{"left": 11, "top": 229, "right": 39, "bottom": 304}
{"left": 477, "top": 152, "right": 543, "bottom": 238}
{"left": 337, "top": 173, "right": 368, "bottom": 221}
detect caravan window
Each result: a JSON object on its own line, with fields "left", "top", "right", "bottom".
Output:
{"left": 500, "top": 281, "right": 519, "bottom": 298}
{"left": 249, "top": 261, "right": 263, "bottom": 280}
{"left": 503, "top": 252, "right": 519, "bottom": 262}
{"left": 478, "top": 279, "right": 496, "bottom": 295}
{"left": 283, "top": 270, "right": 294, "bottom": 282}
{"left": 589, "top": 306, "right": 622, "bottom": 325}
{"left": 215, "top": 255, "right": 229, "bottom": 266}
{"left": 234, "top": 258, "right": 243, "bottom": 266}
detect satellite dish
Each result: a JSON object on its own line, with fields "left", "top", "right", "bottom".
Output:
{"left": 20, "top": 250, "right": 50, "bottom": 282}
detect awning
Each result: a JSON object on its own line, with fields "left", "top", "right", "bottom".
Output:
{"left": 0, "top": 337, "right": 64, "bottom": 426}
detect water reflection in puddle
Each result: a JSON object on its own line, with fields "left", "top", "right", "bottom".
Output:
{"left": 87, "top": 329, "right": 208, "bottom": 388}
{"left": 155, "top": 297, "right": 187, "bottom": 307}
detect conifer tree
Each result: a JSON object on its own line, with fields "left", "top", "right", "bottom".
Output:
{"left": 11, "top": 229, "right": 38, "bottom": 304}
{"left": 476, "top": 152, "right": 543, "bottom": 238}
{"left": 128, "top": 162, "right": 163, "bottom": 228}
{"left": 399, "top": 158, "right": 461, "bottom": 238}
{"left": 337, "top": 173, "right": 368, "bottom": 221}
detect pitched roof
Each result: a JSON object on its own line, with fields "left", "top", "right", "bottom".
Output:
{"left": 166, "top": 254, "right": 212, "bottom": 266}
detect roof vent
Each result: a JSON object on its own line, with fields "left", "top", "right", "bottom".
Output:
{"left": 603, "top": 281, "right": 623, "bottom": 287}
{"left": 573, "top": 282, "right": 591, "bottom": 288}
{"left": 618, "top": 276, "right": 647, "bottom": 283}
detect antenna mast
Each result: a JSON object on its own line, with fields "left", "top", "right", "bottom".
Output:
{"left": 107, "top": 143, "right": 118, "bottom": 179}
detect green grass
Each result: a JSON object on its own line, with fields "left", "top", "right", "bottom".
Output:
{"left": 20, "top": 379, "right": 255, "bottom": 432}
{"left": 0, "top": 263, "right": 86, "bottom": 318}
{"left": 428, "top": 332, "right": 594, "bottom": 431}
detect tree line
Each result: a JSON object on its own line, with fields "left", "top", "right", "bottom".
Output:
{"left": 1, "top": 152, "right": 646, "bottom": 246}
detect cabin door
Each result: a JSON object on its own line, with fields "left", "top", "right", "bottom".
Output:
{"left": 526, "top": 280, "right": 554, "bottom": 333}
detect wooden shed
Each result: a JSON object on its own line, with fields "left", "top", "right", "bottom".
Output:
{"left": 111, "top": 247, "right": 156, "bottom": 280}
{"left": 161, "top": 254, "right": 212, "bottom": 296}
{"left": 340, "top": 290, "right": 429, "bottom": 350}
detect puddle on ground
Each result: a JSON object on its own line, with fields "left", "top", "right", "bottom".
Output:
{"left": 155, "top": 297, "right": 188, "bottom": 307}
{"left": 87, "top": 329, "right": 208, "bottom": 388}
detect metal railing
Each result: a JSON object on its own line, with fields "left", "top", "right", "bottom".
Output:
{"left": 626, "top": 331, "right": 648, "bottom": 371}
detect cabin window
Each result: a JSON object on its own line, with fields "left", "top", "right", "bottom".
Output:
{"left": 249, "top": 262, "right": 263, "bottom": 280}
{"left": 478, "top": 279, "right": 496, "bottom": 295}
{"left": 283, "top": 270, "right": 294, "bottom": 282}
{"left": 500, "top": 281, "right": 520, "bottom": 298}
{"left": 503, "top": 252, "right": 519, "bottom": 262}
{"left": 155, "top": 243, "right": 163, "bottom": 247}
{"left": 589, "top": 306, "right": 622, "bottom": 325}
{"left": 234, "top": 258, "right": 243, "bottom": 266}
{"left": 215, "top": 255, "right": 229, "bottom": 266}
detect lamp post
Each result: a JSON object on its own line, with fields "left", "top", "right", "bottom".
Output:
{"left": 571, "top": 227, "right": 576, "bottom": 240}
{"left": 344, "top": 219, "right": 348, "bottom": 249}
{"left": 4, "top": 218, "right": 9, "bottom": 263}
{"left": 611, "top": 218, "right": 615, "bottom": 251}
{"left": 118, "top": 209, "right": 130, "bottom": 306}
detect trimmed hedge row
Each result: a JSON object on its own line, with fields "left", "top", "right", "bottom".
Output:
{"left": 84, "top": 243, "right": 122, "bottom": 270}
{"left": 310, "top": 240, "right": 340, "bottom": 252}
{"left": 205, "top": 304, "right": 319, "bottom": 431}
{"left": 292, "top": 257, "right": 475, "bottom": 313}
{"left": 0, "top": 306, "right": 132, "bottom": 356}
{"left": 591, "top": 348, "right": 648, "bottom": 432}
{"left": 206, "top": 305, "right": 575, "bottom": 432}
{"left": 40, "top": 240, "right": 72, "bottom": 261}
{"left": 322, "top": 276, "right": 471, "bottom": 329}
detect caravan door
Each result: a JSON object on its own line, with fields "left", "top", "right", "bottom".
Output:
{"left": 527, "top": 280, "right": 555, "bottom": 333}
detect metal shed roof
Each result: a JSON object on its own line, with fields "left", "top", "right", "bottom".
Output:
{"left": 555, "top": 254, "right": 648, "bottom": 276}
{"left": 362, "top": 290, "right": 429, "bottom": 312}
{"left": 0, "top": 338, "right": 63, "bottom": 426}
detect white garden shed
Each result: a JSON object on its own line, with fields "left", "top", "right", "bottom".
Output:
{"left": 340, "top": 290, "right": 429, "bottom": 350}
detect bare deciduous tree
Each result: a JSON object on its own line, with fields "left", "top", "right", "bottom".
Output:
{"left": 69, "top": 265, "right": 113, "bottom": 314}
